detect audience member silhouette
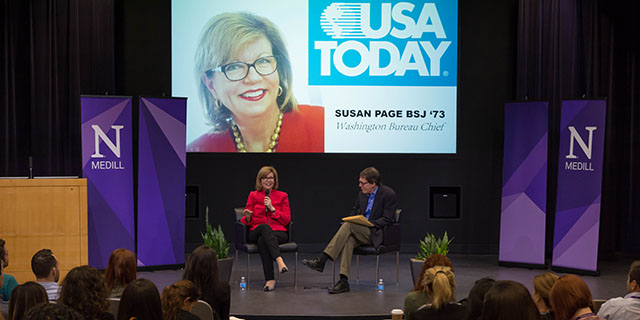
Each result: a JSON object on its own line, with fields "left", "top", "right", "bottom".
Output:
{"left": 408, "top": 266, "right": 468, "bottom": 320}
{"left": 597, "top": 260, "right": 640, "bottom": 320}
{"left": 533, "top": 273, "right": 559, "bottom": 320}
{"left": 182, "top": 245, "right": 230, "bottom": 320}
{"left": 104, "top": 249, "right": 137, "bottom": 298}
{"left": 0, "top": 238, "right": 18, "bottom": 302}
{"left": 161, "top": 280, "right": 200, "bottom": 320}
{"left": 117, "top": 278, "right": 163, "bottom": 320}
{"left": 58, "top": 265, "right": 113, "bottom": 320}
{"left": 24, "top": 303, "right": 83, "bottom": 320}
{"left": 480, "top": 280, "right": 541, "bottom": 320}
{"left": 7, "top": 282, "right": 48, "bottom": 320}
{"left": 30, "top": 249, "right": 60, "bottom": 301}
{"left": 405, "top": 254, "right": 455, "bottom": 318}
{"left": 464, "top": 277, "right": 496, "bottom": 320}
{"left": 550, "top": 274, "right": 603, "bottom": 320}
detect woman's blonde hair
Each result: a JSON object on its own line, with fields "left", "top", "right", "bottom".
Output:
{"left": 533, "top": 272, "right": 559, "bottom": 309}
{"left": 194, "top": 12, "right": 297, "bottom": 132}
{"left": 421, "top": 266, "right": 456, "bottom": 309}
{"left": 255, "top": 166, "right": 279, "bottom": 191}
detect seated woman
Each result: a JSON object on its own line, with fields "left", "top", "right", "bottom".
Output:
{"left": 480, "top": 280, "right": 541, "bottom": 320}
{"left": 59, "top": 265, "right": 114, "bottom": 320}
{"left": 182, "top": 245, "right": 230, "bottom": 320}
{"left": 240, "top": 166, "right": 291, "bottom": 291}
{"left": 533, "top": 272, "right": 559, "bottom": 320}
{"left": 550, "top": 275, "right": 603, "bottom": 320}
{"left": 7, "top": 282, "right": 48, "bottom": 320}
{"left": 464, "top": 277, "right": 496, "bottom": 320}
{"left": 161, "top": 280, "right": 200, "bottom": 320}
{"left": 104, "top": 248, "right": 137, "bottom": 298}
{"left": 405, "top": 254, "right": 455, "bottom": 319}
{"left": 117, "top": 279, "right": 163, "bottom": 320}
{"left": 408, "top": 266, "right": 468, "bottom": 320}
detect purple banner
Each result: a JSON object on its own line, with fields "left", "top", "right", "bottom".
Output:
{"left": 552, "top": 99, "right": 606, "bottom": 272}
{"left": 137, "top": 97, "right": 187, "bottom": 266}
{"left": 81, "top": 96, "right": 135, "bottom": 268}
{"left": 499, "top": 101, "right": 548, "bottom": 265}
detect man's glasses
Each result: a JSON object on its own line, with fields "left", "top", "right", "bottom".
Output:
{"left": 206, "top": 56, "right": 278, "bottom": 81}
{"left": 358, "top": 180, "right": 370, "bottom": 186}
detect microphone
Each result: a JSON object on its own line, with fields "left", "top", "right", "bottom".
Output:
{"left": 265, "top": 189, "right": 273, "bottom": 213}
{"left": 29, "top": 156, "right": 33, "bottom": 179}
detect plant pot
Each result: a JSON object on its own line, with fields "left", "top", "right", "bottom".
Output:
{"left": 410, "top": 258, "right": 425, "bottom": 286}
{"left": 218, "top": 257, "right": 233, "bottom": 283}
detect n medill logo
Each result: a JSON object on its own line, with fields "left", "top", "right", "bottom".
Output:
{"left": 564, "top": 126, "right": 596, "bottom": 172}
{"left": 314, "top": 2, "right": 451, "bottom": 77}
{"left": 90, "top": 125, "right": 125, "bottom": 170}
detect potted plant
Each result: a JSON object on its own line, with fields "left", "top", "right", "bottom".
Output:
{"left": 201, "top": 207, "right": 233, "bottom": 283}
{"left": 410, "top": 231, "right": 453, "bottom": 285}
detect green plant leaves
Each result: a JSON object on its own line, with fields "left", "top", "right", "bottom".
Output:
{"left": 201, "top": 207, "right": 230, "bottom": 259}
{"left": 415, "top": 231, "right": 453, "bottom": 260}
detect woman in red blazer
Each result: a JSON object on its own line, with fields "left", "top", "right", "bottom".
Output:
{"left": 240, "top": 166, "right": 291, "bottom": 291}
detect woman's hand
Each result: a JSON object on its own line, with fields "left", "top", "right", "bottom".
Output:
{"left": 243, "top": 209, "right": 253, "bottom": 221}
{"left": 264, "top": 196, "right": 275, "bottom": 212}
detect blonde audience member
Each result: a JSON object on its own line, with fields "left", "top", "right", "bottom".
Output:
{"left": 533, "top": 273, "right": 559, "bottom": 320}
{"left": 408, "top": 266, "right": 468, "bottom": 320}
{"left": 161, "top": 280, "right": 200, "bottom": 320}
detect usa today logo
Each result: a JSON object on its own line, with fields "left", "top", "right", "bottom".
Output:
{"left": 309, "top": 0, "right": 458, "bottom": 86}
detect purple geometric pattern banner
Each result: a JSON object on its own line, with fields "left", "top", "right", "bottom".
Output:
{"left": 552, "top": 99, "right": 606, "bottom": 272}
{"left": 137, "top": 97, "right": 187, "bottom": 266}
{"left": 81, "top": 96, "right": 135, "bottom": 268}
{"left": 499, "top": 101, "right": 548, "bottom": 265}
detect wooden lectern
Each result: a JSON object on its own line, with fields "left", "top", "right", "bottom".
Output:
{"left": 0, "top": 178, "right": 88, "bottom": 284}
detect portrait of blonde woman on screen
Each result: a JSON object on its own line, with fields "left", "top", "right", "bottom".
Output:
{"left": 187, "top": 12, "right": 324, "bottom": 153}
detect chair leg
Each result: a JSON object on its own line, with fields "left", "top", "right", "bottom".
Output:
{"left": 246, "top": 253, "right": 250, "bottom": 290}
{"left": 294, "top": 252, "right": 298, "bottom": 289}
{"left": 396, "top": 251, "right": 400, "bottom": 285}
{"left": 375, "top": 255, "right": 380, "bottom": 282}
{"left": 356, "top": 255, "right": 360, "bottom": 283}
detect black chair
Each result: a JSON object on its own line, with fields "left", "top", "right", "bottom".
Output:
{"left": 332, "top": 209, "right": 402, "bottom": 284}
{"left": 234, "top": 208, "right": 298, "bottom": 288}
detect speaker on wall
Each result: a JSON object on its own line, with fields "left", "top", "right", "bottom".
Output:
{"left": 429, "top": 186, "right": 460, "bottom": 219}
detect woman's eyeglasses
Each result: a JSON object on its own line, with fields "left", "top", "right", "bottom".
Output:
{"left": 206, "top": 56, "right": 278, "bottom": 81}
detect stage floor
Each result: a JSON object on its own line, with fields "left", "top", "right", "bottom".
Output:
{"left": 139, "top": 253, "right": 632, "bottom": 319}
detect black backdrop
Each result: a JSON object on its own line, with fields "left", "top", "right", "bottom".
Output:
{"left": 3, "top": 0, "right": 639, "bottom": 258}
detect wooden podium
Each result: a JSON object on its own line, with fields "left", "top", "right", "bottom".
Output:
{"left": 0, "top": 178, "right": 88, "bottom": 284}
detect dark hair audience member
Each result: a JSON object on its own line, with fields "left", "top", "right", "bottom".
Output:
{"left": 104, "top": 248, "right": 137, "bottom": 298}
{"left": 408, "top": 266, "right": 468, "bottom": 320}
{"left": 59, "top": 265, "right": 113, "bottom": 320}
{"left": 161, "top": 280, "right": 201, "bottom": 320}
{"left": 465, "top": 277, "right": 496, "bottom": 320}
{"left": 480, "top": 280, "right": 541, "bottom": 320}
{"left": 182, "top": 245, "right": 230, "bottom": 320}
{"left": 8, "top": 282, "right": 49, "bottom": 320}
{"left": 24, "top": 303, "right": 83, "bottom": 320}
{"left": 533, "top": 273, "right": 560, "bottom": 320}
{"left": 117, "top": 278, "right": 163, "bottom": 320}
{"left": 30, "top": 249, "right": 60, "bottom": 301}
{"left": 550, "top": 274, "right": 601, "bottom": 320}
{"left": 1, "top": 238, "right": 19, "bottom": 301}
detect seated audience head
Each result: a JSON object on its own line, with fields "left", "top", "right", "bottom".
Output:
{"left": 24, "top": 303, "right": 83, "bottom": 320}
{"left": 117, "top": 278, "right": 163, "bottom": 320}
{"left": 161, "top": 280, "right": 201, "bottom": 320}
{"left": 627, "top": 260, "right": 640, "bottom": 293}
{"left": 533, "top": 272, "right": 559, "bottom": 313}
{"left": 104, "top": 248, "right": 137, "bottom": 295}
{"left": 414, "top": 253, "right": 454, "bottom": 291}
{"left": 182, "top": 245, "right": 220, "bottom": 290}
{"left": 1, "top": 238, "right": 9, "bottom": 268}
{"left": 30, "top": 249, "right": 59, "bottom": 282}
{"left": 550, "top": 274, "right": 595, "bottom": 320}
{"left": 59, "top": 265, "right": 110, "bottom": 320}
{"left": 466, "top": 277, "right": 496, "bottom": 320}
{"left": 8, "top": 282, "right": 49, "bottom": 320}
{"left": 422, "top": 266, "right": 456, "bottom": 309}
{"left": 255, "top": 166, "right": 279, "bottom": 191}
{"left": 481, "top": 280, "right": 541, "bottom": 320}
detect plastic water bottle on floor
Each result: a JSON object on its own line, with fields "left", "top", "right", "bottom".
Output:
{"left": 240, "top": 276, "right": 247, "bottom": 290}
{"left": 377, "top": 278, "right": 384, "bottom": 292}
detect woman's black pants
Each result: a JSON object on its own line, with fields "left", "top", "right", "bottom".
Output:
{"left": 247, "top": 224, "right": 288, "bottom": 281}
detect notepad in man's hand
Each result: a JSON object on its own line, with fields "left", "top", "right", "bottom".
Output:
{"left": 342, "top": 215, "right": 374, "bottom": 227}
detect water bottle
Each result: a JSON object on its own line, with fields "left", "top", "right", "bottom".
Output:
{"left": 240, "top": 276, "right": 247, "bottom": 290}
{"left": 377, "top": 278, "right": 384, "bottom": 292}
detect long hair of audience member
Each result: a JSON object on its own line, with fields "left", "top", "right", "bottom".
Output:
{"left": 59, "top": 265, "right": 110, "bottom": 320}
{"left": 104, "top": 248, "right": 137, "bottom": 296}
{"left": 549, "top": 274, "right": 595, "bottom": 320}
{"left": 465, "top": 277, "right": 496, "bottom": 320}
{"left": 413, "top": 254, "right": 454, "bottom": 292}
{"left": 24, "top": 303, "right": 84, "bottom": 320}
{"left": 8, "top": 282, "right": 49, "bottom": 320}
{"left": 162, "top": 280, "right": 200, "bottom": 320}
{"left": 480, "top": 280, "right": 541, "bottom": 320}
{"left": 117, "top": 278, "right": 163, "bottom": 320}
{"left": 422, "top": 266, "right": 456, "bottom": 309}
{"left": 533, "top": 273, "right": 559, "bottom": 314}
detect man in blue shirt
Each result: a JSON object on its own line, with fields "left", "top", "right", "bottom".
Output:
{"left": 303, "top": 167, "right": 398, "bottom": 294}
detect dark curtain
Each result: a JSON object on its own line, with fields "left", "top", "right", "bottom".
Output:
{"left": 1, "top": 0, "right": 114, "bottom": 177}
{"left": 517, "top": 0, "right": 640, "bottom": 256}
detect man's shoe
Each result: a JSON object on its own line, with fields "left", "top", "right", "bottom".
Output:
{"left": 302, "top": 257, "right": 325, "bottom": 272}
{"left": 328, "top": 280, "right": 350, "bottom": 294}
